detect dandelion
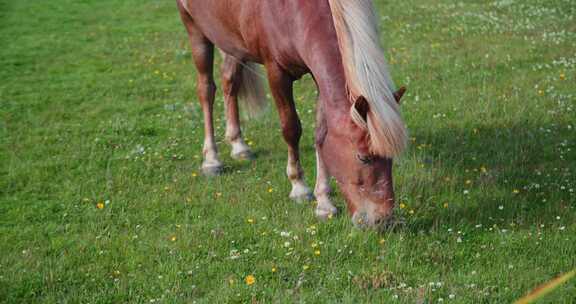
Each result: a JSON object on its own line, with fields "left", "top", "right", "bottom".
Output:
{"left": 271, "top": 267, "right": 277, "bottom": 273}
{"left": 245, "top": 275, "right": 255, "bottom": 285}
{"left": 170, "top": 236, "right": 177, "bottom": 242}
{"left": 96, "top": 202, "right": 105, "bottom": 209}
{"left": 443, "top": 202, "right": 449, "bottom": 208}
{"left": 314, "top": 250, "right": 321, "bottom": 256}
{"left": 247, "top": 218, "right": 254, "bottom": 224}
{"left": 268, "top": 188, "right": 274, "bottom": 193}
{"left": 399, "top": 203, "right": 406, "bottom": 209}
{"left": 513, "top": 189, "right": 520, "bottom": 194}
{"left": 191, "top": 172, "right": 198, "bottom": 177}
{"left": 303, "top": 265, "right": 310, "bottom": 270}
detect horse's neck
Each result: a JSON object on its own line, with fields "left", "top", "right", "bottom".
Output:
{"left": 305, "top": 44, "right": 351, "bottom": 119}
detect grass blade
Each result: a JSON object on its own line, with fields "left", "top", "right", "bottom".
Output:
{"left": 514, "top": 270, "right": 576, "bottom": 304}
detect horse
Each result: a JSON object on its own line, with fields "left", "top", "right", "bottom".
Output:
{"left": 177, "top": 0, "right": 408, "bottom": 229}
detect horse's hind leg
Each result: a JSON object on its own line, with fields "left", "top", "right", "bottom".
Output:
{"left": 221, "top": 54, "right": 254, "bottom": 160}
{"left": 178, "top": 6, "right": 222, "bottom": 176}
{"left": 266, "top": 63, "right": 313, "bottom": 203}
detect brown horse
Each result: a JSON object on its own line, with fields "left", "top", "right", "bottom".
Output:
{"left": 177, "top": 0, "right": 408, "bottom": 229}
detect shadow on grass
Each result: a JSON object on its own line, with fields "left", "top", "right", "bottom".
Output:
{"left": 397, "top": 121, "right": 572, "bottom": 232}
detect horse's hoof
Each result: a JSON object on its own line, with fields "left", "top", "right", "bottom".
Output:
{"left": 231, "top": 150, "right": 254, "bottom": 161}
{"left": 289, "top": 186, "right": 314, "bottom": 203}
{"left": 315, "top": 205, "right": 338, "bottom": 220}
{"left": 201, "top": 164, "right": 223, "bottom": 177}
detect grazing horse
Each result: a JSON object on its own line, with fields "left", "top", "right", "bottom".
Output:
{"left": 177, "top": 0, "right": 408, "bottom": 228}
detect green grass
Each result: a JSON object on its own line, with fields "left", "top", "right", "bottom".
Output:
{"left": 1, "top": 0, "right": 575, "bottom": 303}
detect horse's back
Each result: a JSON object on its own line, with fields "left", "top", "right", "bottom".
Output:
{"left": 182, "top": 1, "right": 333, "bottom": 64}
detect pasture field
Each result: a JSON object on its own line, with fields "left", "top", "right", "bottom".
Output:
{"left": 1, "top": 0, "right": 575, "bottom": 303}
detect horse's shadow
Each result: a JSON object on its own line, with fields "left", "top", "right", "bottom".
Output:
{"left": 392, "top": 120, "right": 572, "bottom": 232}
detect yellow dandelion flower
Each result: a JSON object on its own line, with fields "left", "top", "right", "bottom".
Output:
{"left": 272, "top": 267, "right": 277, "bottom": 273}
{"left": 399, "top": 203, "right": 406, "bottom": 209}
{"left": 247, "top": 218, "right": 254, "bottom": 224}
{"left": 268, "top": 188, "right": 274, "bottom": 193}
{"left": 245, "top": 275, "right": 256, "bottom": 285}
{"left": 538, "top": 89, "right": 544, "bottom": 96}
{"left": 314, "top": 250, "right": 321, "bottom": 256}
{"left": 191, "top": 172, "right": 198, "bottom": 177}
{"left": 170, "top": 236, "right": 177, "bottom": 242}
{"left": 443, "top": 202, "right": 449, "bottom": 208}
{"left": 303, "top": 265, "right": 310, "bottom": 270}
{"left": 96, "top": 202, "right": 105, "bottom": 209}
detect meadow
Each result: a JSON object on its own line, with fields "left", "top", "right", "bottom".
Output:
{"left": 1, "top": 0, "right": 575, "bottom": 303}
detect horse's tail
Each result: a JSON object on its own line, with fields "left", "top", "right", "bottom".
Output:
{"left": 238, "top": 62, "right": 267, "bottom": 118}
{"left": 328, "top": 0, "right": 407, "bottom": 157}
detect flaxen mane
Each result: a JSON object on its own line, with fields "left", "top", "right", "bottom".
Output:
{"left": 328, "top": 0, "right": 407, "bottom": 157}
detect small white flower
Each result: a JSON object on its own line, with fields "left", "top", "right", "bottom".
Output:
{"left": 449, "top": 294, "right": 455, "bottom": 299}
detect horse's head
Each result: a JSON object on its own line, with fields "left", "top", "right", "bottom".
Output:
{"left": 318, "top": 87, "right": 407, "bottom": 229}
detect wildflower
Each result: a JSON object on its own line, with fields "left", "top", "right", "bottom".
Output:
{"left": 268, "top": 188, "right": 274, "bottom": 193}
{"left": 303, "top": 265, "right": 310, "bottom": 270}
{"left": 480, "top": 166, "right": 487, "bottom": 173}
{"left": 191, "top": 172, "right": 198, "bottom": 177}
{"left": 96, "top": 202, "right": 105, "bottom": 209}
{"left": 465, "top": 180, "right": 472, "bottom": 185}
{"left": 314, "top": 250, "right": 321, "bottom": 256}
{"left": 443, "top": 203, "right": 449, "bottom": 208}
{"left": 560, "top": 73, "right": 565, "bottom": 80}
{"left": 399, "top": 203, "right": 406, "bottom": 209}
{"left": 409, "top": 209, "right": 415, "bottom": 215}
{"left": 271, "top": 267, "right": 277, "bottom": 273}
{"left": 170, "top": 236, "right": 177, "bottom": 242}
{"left": 379, "top": 239, "right": 385, "bottom": 245}
{"left": 512, "top": 189, "right": 520, "bottom": 194}
{"left": 245, "top": 275, "right": 256, "bottom": 285}
{"left": 247, "top": 218, "right": 254, "bottom": 224}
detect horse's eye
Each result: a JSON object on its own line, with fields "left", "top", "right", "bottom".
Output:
{"left": 356, "top": 153, "right": 373, "bottom": 165}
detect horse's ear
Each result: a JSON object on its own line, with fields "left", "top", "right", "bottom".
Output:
{"left": 353, "top": 95, "right": 370, "bottom": 122}
{"left": 393, "top": 86, "right": 406, "bottom": 104}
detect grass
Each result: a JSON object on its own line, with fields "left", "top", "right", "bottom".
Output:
{"left": 1, "top": 0, "right": 575, "bottom": 302}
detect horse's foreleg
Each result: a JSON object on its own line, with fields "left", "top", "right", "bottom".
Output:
{"left": 314, "top": 150, "right": 338, "bottom": 219}
{"left": 266, "top": 64, "right": 313, "bottom": 202}
{"left": 179, "top": 10, "right": 222, "bottom": 176}
{"left": 221, "top": 54, "right": 254, "bottom": 160}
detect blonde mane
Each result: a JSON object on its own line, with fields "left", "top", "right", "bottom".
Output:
{"left": 328, "top": 0, "right": 407, "bottom": 157}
